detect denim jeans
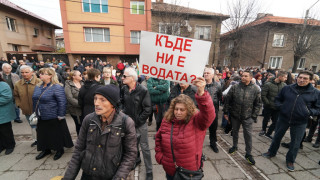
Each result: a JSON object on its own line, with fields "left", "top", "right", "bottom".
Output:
{"left": 14, "top": 103, "right": 20, "bottom": 120}
{"left": 268, "top": 116, "right": 307, "bottom": 163}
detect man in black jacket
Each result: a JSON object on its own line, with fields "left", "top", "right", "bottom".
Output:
{"left": 223, "top": 70, "right": 262, "bottom": 165}
{"left": 263, "top": 71, "right": 320, "bottom": 172}
{"left": 166, "top": 83, "right": 197, "bottom": 108}
{"left": 204, "top": 68, "right": 222, "bottom": 153}
{"left": 121, "top": 67, "right": 153, "bottom": 180}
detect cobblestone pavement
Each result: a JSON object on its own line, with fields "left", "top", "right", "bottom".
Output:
{"left": 1, "top": 109, "right": 319, "bottom": 180}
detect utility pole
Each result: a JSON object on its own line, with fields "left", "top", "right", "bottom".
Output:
{"left": 304, "top": 0, "right": 320, "bottom": 28}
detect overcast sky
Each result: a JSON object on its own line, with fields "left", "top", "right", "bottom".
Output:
{"left": 8, "top": 0, "right": 320, "bottom": 32}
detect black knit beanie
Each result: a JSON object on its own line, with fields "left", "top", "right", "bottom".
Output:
{"left": 95, "top": 85, "right": 120, "bottom": 108}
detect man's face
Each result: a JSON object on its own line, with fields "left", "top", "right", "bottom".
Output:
{"left": 3, "top": 65, "right": 12, "bottom": 74}
{"left": 179, "top": 83, "right": 189, "bottom": 89}
{"left": 94, "top": 94, "right": 114, "bottom": 116}
{"left": 21, "top": 68, "right": 33, "bottom": 80}
{"left": 53, "top": 64, "right": 58, "bottom": 69}
{"left": 40, "top": 62, "right": 44, "bottom": 66}
{"left": 121, "top": 71, "right": 133, "bottom": 85}
{"left": 241, "top": 72, "right": 252, "bottom": 84}
{"left": 297, "top": 74, "right": 311, "bottom": 87}
{"left": 19, "top": 60, "right": 24, "bottom": 65}
{"left": 278, "top": 75, "right": 287, "bottom": 82}
{"left": 203, "top": 70, "right": 214, "bottom": 81}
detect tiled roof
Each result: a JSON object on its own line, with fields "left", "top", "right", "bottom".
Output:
{"left": 0, "top": 0, "right": 61, "bottom": 29}
{"left": 152, "top": 2, "right": 229, "bottom": 19}
{"left": 222, "top": 15, "right": 320, "bottom": 37}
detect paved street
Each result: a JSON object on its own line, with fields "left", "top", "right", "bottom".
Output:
{"left": 1, "top": 109, "right": 319, "bottom": 180}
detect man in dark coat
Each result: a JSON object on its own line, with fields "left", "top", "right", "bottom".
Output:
{"left": 63, "top": 85, "right": 137, "bottom": 180}
{"left": 223, "top": 70, "right": 262, "bottom": 165}
{"left": 263, "top": 71, "right": 320, "bottom": 172}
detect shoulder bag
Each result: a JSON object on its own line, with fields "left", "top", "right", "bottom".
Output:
{"left": 170, "top": 123, "right": 204, "bottom": 180}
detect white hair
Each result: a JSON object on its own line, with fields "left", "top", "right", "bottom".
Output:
{"left": 2, "top": 63, "right": 11, "bottom": 69}
{"left": 124, "top": 67, "right": 138, "bottom": 81}
{"left": 204, "top": 67, "right": 215, "bottom": 75}
{"left": 20, "top": 65, "right": 33, "bottom": 72}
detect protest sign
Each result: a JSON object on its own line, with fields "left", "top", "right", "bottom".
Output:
{"left": 139, "top": 31, "right": 212, "bottom": 84}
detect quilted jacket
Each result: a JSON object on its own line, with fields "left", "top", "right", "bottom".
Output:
{"left": 155, "top": 91, "right": 215, "bottom": 176}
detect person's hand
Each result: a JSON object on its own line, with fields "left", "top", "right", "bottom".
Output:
{"left": 193, "top": 77, "right": 206, "bottom": 96}
{"left": 224, "top": 114, "right": 230, "bottom": 124}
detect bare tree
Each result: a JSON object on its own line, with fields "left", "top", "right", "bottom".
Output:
{"left": 289, "top": 19, "right": 320, "bottom": 73}
{"left": 220, "top": 0, "right": 261, "bottom": 68}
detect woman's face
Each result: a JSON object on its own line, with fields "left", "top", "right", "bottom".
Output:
{"left": 73, "top": 71, "right": 82, "bottom": 81}
{"left": 39, "top": 71, "right": 52, "bottom": 82}
{"left": 104, "top": 70, "right": 112, "bottom": 78}
{"left": 174, "top": 103, "right": 187, "bottom": 121}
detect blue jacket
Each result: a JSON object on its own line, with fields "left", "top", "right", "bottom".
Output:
{"left": 32, "top": 83, "right": 67, "bottom": 120}
{"left": 275, "top": 83, "right": 320, "bottom": 125}
{"left": 0, "top": 82, "right": 16, "bottom": 124}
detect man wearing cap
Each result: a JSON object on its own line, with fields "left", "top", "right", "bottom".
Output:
{"left": 63, "top": 85, "right": 137, "bottom": 180}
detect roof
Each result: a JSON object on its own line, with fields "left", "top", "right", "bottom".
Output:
{"left": 222, "top": 14, "right": 320, "bottom": 37}
{"left": 152, "top": 2, "right": 229, "bottom": 19}
{"left": 0, "top": 0, "right": 61, "bottom": 29}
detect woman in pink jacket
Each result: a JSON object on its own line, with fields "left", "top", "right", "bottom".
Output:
{"left": 155, "top": 77, "right": 215, "bottom": 179}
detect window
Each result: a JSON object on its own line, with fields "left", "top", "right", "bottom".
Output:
{"left": 130, "top": 31, "right": 141, "bottom": 44}
{"left": 227, "top": 41, "right": 234, "bottom": 49}
{"left": 159, "top": 23, "right": 180, "bottom": 36}
{"left": 194, "top": 26, "right": 211, "bottom": 40}
{"left": 6, "top": 17, "right": 16, "bottom": 32}
{"left": 269, "top": 56, "right": 283, "bottom": 69}
{"left": 12, "top": 44, "right": 19, "bottom": 51}
{"left": 223, "top": 58, "right": 230, "bottom": 66}
{"left": 130, "top": 1, "right": 144, "bottom": 14}
{"left": 33, "top": 28, "right": 39, "bottom": 37}
{"left": 83, "top": 0, "right": 108, "bottom": 13}
{"left": 298, "top": 58, "right": 306, "bottom": 69}
{"left": 272, "top": 33, "right": 285, "bottom": 47}
{"left": 84, "top": 28, "right": 110, "bottom": 42}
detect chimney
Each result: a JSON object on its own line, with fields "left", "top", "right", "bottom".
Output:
{"left": 256, "top": 13, "right": 273, "bottom": 20}
{"left": 156, "top": 0, "right": 164, "bottom": 3}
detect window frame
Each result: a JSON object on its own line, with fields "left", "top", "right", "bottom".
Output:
{"left": 130, "top": 1, "right": 145, "bottom": 15}
{"left": 130, "top": 31, "right": 141, "bottom": 44}
{"left": 272, "top": 33, "right": 285, "bottom": 47}
{"left": 84, "top": 27, "right": 110, "bottom": 42}
{"left": 12, "top": 44, "right": 19, "bottom": 51}
{"left": 194, "top": 25, "right": 212, "bottom": 40}
{"left": 268, "top": 56, "right": 283, "bottom": 69}
{"left": 82, "top": 0, "right": 109, "bottom": 13}
{"left": 6, "top": 17, "right": 17, "bottom": 32}
{"left": 223, "top": 58, "right": 230, "bottom": 66}
{"left": 33, "top": 28, "right": 39, "bottom": 37}
{"left": 158, "top": 22, "right": 180, "bottom": 36}
{"left": 297, "top": 57, "right": 306, "bottom": 70}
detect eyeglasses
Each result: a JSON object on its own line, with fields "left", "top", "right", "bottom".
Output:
{"left": 40, "top": 73, "right": 49, "bottom": 76}
{"left": 122, "top": 75, "right": 132, "bottom": 79}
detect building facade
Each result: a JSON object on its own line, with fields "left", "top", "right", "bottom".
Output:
{"left": 0, "top": 0, "right": 59, "bottom": 60}
{"left": 60, "top": 0, "right": 152, "bottom": 66}
{"left": 219, "top": 14, "right": 320, "bottom": 72}
{"left": 151, "top": 1, "right": 228, "bottom": 67}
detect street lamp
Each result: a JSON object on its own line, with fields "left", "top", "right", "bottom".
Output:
{"left": 304, "top": 0, "right": 320, "bottom": 27}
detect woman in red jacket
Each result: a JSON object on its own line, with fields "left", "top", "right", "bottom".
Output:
{"left": 155, "top": 77, "right": 216, "bottom": 180}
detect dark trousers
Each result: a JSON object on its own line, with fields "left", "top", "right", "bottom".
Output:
{"left": 306, "top": 117, "right": 319, "bottom": 141}
{"left": 268, "top": 116, "right": 307, "bottom": 163}
{"left": 166, "top": 173, "right": 174, "bottom": 180}
{"left": 262, "top": 107, "right": 274, "bottom": 131}
{"left": 0, "top": 122, "right": 16, "bottom": 150}
{"left": 71, "top": 115, "right": 82, "bottom": 135}
{"left": 155, "top": 103, "right": 166, "bottom": 131}
{"left": 265, "top": 108, "right": 280, "bottom": 136}
{"left": 209, "top": 108, "right": 219, "bottom": 145}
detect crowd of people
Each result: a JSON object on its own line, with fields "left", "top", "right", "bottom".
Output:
{"left": 0, "top": 56, "right": 320, "bottom": 179}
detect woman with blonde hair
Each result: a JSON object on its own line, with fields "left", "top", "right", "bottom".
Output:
{"left": 32, "top": 68, "right": 73, "bottom": 160}
{"left": 65, "top": 70, "right": 84, "bottom": 135}
{"left": 155, "top": 77, "right": 215, "bottom": 180}
{"left": 101, "top": 67, "right": 118, "bottom": 86}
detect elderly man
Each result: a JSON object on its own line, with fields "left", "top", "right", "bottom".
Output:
{"left": 263, "top": 71, "right": 320, "bottom": 171}
{"left": 63, "top": 85, "right": 137, "bottom": 179}
{"left": 14, "top": 65, "right": 42, "bottom": 147}
{"left": 121, "top": 67, "right": 153, "bottom": 180}
{"left": 1, "top": 63, "right": 21, "bottom": 123}
{"left": 204, "top": 68, "right": 222, "bottom": 153}
{"left": 223, "top": 70, "right": 262, "bottom": 165}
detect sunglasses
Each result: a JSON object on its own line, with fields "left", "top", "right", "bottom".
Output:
{"left": 122, "top": 75, "right": 132, "bottom": 78}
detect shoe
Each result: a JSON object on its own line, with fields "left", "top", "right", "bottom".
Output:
{"left": 245, "top": 154, "right": 255, "bottom": 165}
{"left": 5, "top": 148, "right": 14, "bottom": 155}
{"left": 53, "top": 149, "right": 64, "bottom": 160}
{"left": 259, "top": 130, "right": 266, "bottom": 136}
{"left": 31, "top": 141, "right": 37, "bottom": 147}
{"left": 281, "top": 142, "right": 290, "bottom": 149}
{"left": 286, "top": 162, "right": 294, "bottom": 172}
{"left": 36, "top": 150, "right": 51, "bottom": 160}
{"left": 303, "top": 138, "right": 312, "bottom": 143}
{"left": 0, "top": 148, "right": 4, "bottom": 154}
{"left": 146, "top": 172, "right": 153, "bottom": 180}
{"left": 265, "top": 134, "right": 273, "bottom": 140}
{"left": 229, "top": 146, "right": 237, "bottom": 154}
{"left": 14, "top": 119, "right": 23, "bottom": 123}
{"left": 210, "top": 144, "right": 219, "bottom": 153}
{"left": 148, "top": 121, "right": 152, "bottom": 126}
{"left": 262, "top": 152, "right": 275, "bottom": 159}
{"left": 313, "top": 142, "right": 320, "bottom": 148}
